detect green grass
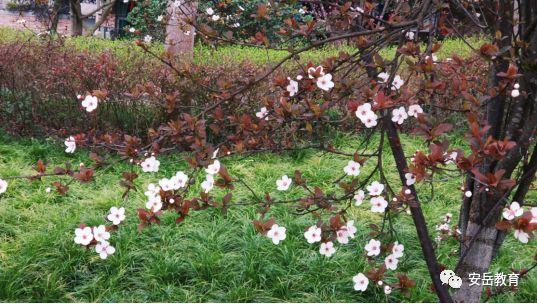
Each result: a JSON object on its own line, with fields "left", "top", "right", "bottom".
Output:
{"left": 0, "top": 26, "right": 485, "bottom": 66}
{"left": 0, "top": 132, "right": 535, "bottom": 302}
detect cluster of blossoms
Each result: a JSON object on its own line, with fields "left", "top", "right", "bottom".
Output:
{"left": 378, "top": 72, "right": 405, "bottom": 91}
{"left": 392, "top": 104, "right": 423, "bottom": 125}
{"left": 354, "top": 239, "right": 405, "bottom": 294}
{"left": 355, "top": 103, "right": 378, "bottom": 128}
{"left": 282, "top": 66, "right": 335, "bottom": 98}
{"left": 74, "top": 207, "right": 125, "bottom": 259}
{"left": 145, "top": 170, "right": 189, "bottom": 212}
{"left": 353, "top": 181, "right": 388, "bottom": 213}
{"left": 434, "top": 213, "right": 461, "bottom": 243}
{"left": 499, "top": 202, "right": 536, "bottom": 243}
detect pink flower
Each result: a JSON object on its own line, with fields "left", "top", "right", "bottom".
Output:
{"left": 107, "top": 207, "right": 126, "bottom": 225}
{"left": 267, "top": 224, "right": 286, "bottom": 245}
{"left": 353, "top": 273, "right": 369, "bottom": 291}
{"left": 502, "top": 201, "right": 523, "bottom": 220}
{"left": 81, "top": 95, "right": 98, "bottom": 112}
{"left": 384, "top": 254, "right": 399, "bottom": 270}
{"left": 95, "top": 240, "right": 116, "bottom": 259}
{"left": 364, "top": 239, "right": 381, "bottom": 256}
{"left": 74, "top": 226, "right": 94, "bottom": 246}
{"left": 319, "top": 241, "right": 336, "bottom": 257}
{"left": 304, "top": 225, "right": 322, "bottom": 244}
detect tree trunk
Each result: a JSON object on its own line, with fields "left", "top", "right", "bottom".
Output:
{"left": 50, "top": 0, "right": 63, "bottom": 34}
{"left": 165, "top": 0, "right": 198, "bottom": 57}
{"left": 454, "top": 0, "right": 537, "bottom": 299}
{"left": 86, "top": 0, "right": 116, "bottom": 37}
{"left": 70, "top": 0, "right": 83, "bottom": 36}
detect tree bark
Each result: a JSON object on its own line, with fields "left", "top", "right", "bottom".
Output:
{"left": 383, "top": 117, "right": 453, "bottom": 302}
{"left": 165, "top": 0, "right": 198, "bottom": 57}
{"left": 70, "top": 0, "right": 83, "bottom": 36}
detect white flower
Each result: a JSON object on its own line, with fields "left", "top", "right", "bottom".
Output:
{"left": 354, "top": 190, "right": 365, "bottom": 206}
{"left": 392, "top": 75, "right": 405, "bottom": 90}
{"left": 514, "top": 83, "right": 520, "bottom": 89}
{"left": 201, "top": 174, "right": 214, "bottom": 193}
{"left": 308, "top": 66, "right": 324, "bottom": 79}
{"left": 384, "top": 285, "right": 392, "bottom": 294}
{"left": 345, "top": 220, "right": 357, "bottom": 239}
{"left": 143, "top": 35, "right": 152, "bottom": 43}
{"left": 370, "top": 196, "right": 388, "bottom": 213}
{"left": 276, "top": 175, "right": 292, "bottom": 191}
{"left": 355, "top": 103, "right": 373, "bottom": 120}
{"left": 211, "top": 15, "right": 220, "bottom": 21}
{"left": 140, "top": 156, "right": 160, "bottom": 173}
{"left": 344, "top": 160, "right": 361, "bottom": 176}
{"left": 129, "top": 27, "right": 135, "bottom": 33}
{"left": 146, "top": 196, "right": 162, "bottom": 212}
{"left": 92, "top": 225, "right": 110, "bottom": 242}
{"left": 377, "top": 72, "right": 389, "bottom": 83}
{"left": 206, "top": 7, "right": 214, "bottom": 15}
{"left": 407, "top": 104, "right": 423, "bottom": 118}
{"left": 362, "top": 111, "right": 378, "bottom": 128}
{"left": 385, "top": 254, "right": 399, "bottom": 270}
{"left": 336, "top": 228, "right": 350, "bottom": 244}
{"left": 81, "top": 95, "right": 98, "bottom": 112}
{"left": 511, "top": 89, "right": 520, "bottom": 98}
{"left": 206, "top": 160, "right": 221, "bottom": 175}
{"left": 364, "top": 239, "right": 381, "bottom": 256}
{"left": 316, "top": 74, "right": 335, "bottom": 91}
{"left": 140, "top": 156, "right": 160, "bottom": 172}
{"left": 465, "top": 190, "right": 472, "bottom": 197}
{"left": 514, "top": 229, "right": 529, "bottom": 243}
{"left": 16, "top": 18, "right": 26, "bottom": 24}
{"left": 144, "top": 183, "right": 160, "bottom": 199}
{"left": 391, "top": 106, "right": 408, "bottom": 125}
{"left": 267, "top": 224, "right": 286, "bottom": 245}
{"left": 107, "top": 207, "right": 126, "bottom": 225}
{"left": 74, "top": 226, "right": 94, "bottom": 246}
{"left": 405, "top": 173, "right": 416, "bottom": 186}
{"left": 256, "top": 107, "right": 269, "bottom": 120}
{"left": 286, "top": 78, "right": 299, "bottom": 96}
{"left": 64, "top": 136, "right": 76, "bottom": 153}
{"left": 304, "top": 225, "right": 322, "bottom": 244}
{"left": 45, "top": 187, "right": 51, "bottom": 193}
{"left": 95, "top": 240, "right": 116, "bottom": 259}
{"left": 392, "top": 241, "right": 404, "bottom": 258}
{"left": 319, "top": 241, "right": 336, "bottom": 257}
{"left": 354, "top": 6, "right": 364, "bottom": 13}
{"left": 172, "top": 171, "right": 188, "bottom": 189}
{"left": 158, "top": 177, "right": 174, "bottom": 191}
{"left": 0, "top": 178, "right": 7, "bottom": 194}
{"left": 353, "top": 273, "right": 369, "bottom": 291}
{"left": 405, "top": 31, "right": 415, "bottom": 40}
{"left": 156, "top": 15, "right": 164, "bottom": 22}
{"left": 298, "top": 8, "right": 306, "bottom": 14}
{"left": 367, "top": 181, "right": 384, "bottom": 196}
{"left": 502, "top": 201, "right": 523, "bottom": 220}
{"left": 355, "top": 103, "right": 379, "bottom": 128}
{"left": 531, "top": 207, "right": 537, "bottom": 224}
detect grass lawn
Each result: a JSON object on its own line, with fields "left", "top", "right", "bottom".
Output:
{"left": 0, "top": 26, "right": 484, "bottom": 67}
{"left": 0, "top": 131, "right": 535, "bottom": 302}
